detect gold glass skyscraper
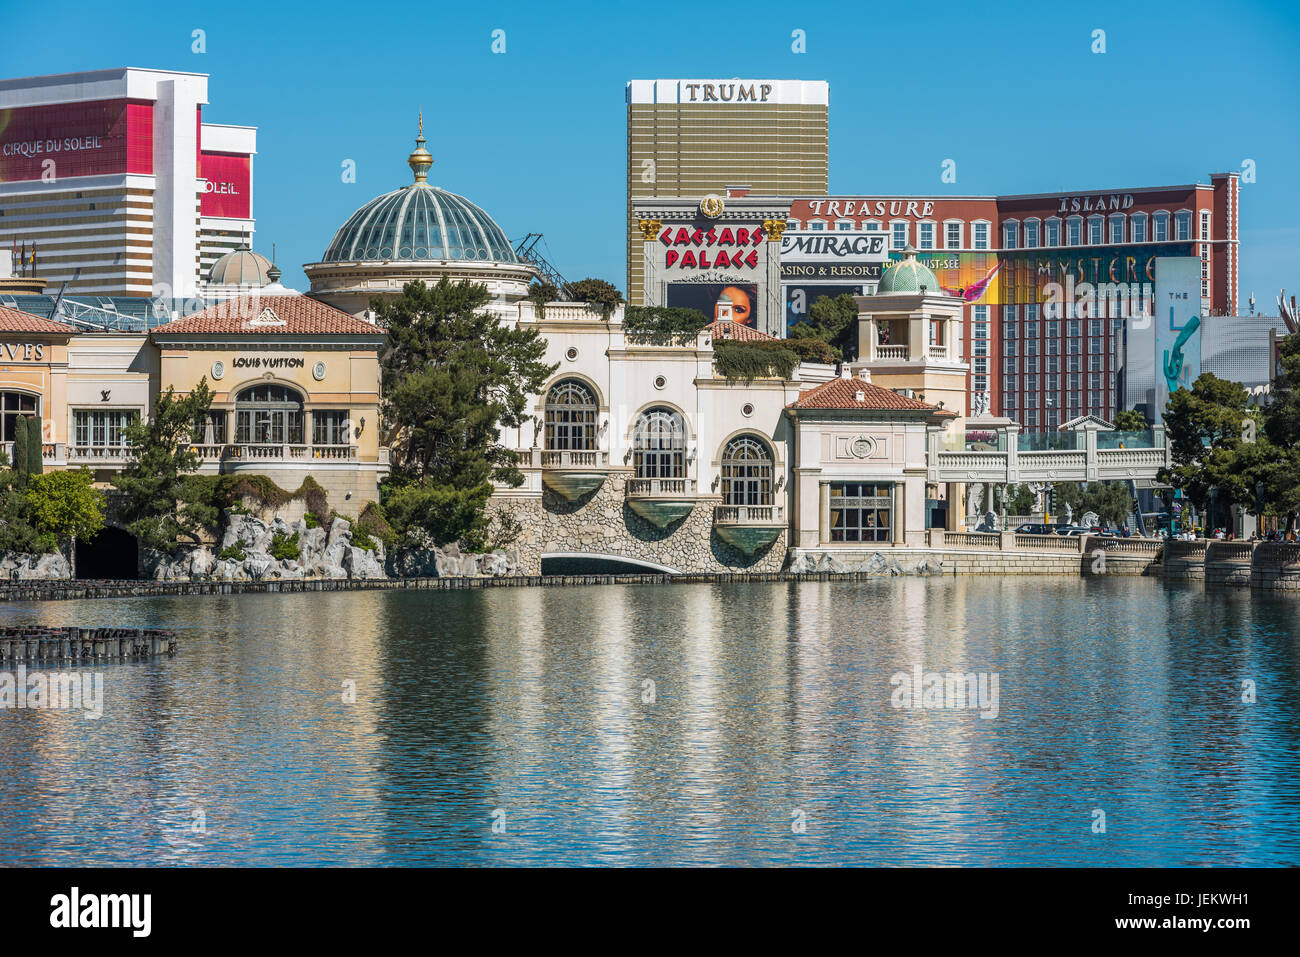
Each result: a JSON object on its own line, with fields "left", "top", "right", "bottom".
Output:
{"left": 626, "top": 79, "right": 829, "bottom": 305}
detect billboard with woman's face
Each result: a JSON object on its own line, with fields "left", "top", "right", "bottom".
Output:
{"left": 667, "top": 283, "right": 758, "bottom": 326}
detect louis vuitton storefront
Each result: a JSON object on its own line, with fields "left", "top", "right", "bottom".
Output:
{"left": 0, "top": 294, "right": 389, "bottom": 518}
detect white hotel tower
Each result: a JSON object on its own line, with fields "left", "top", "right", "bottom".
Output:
{"left": 0, "top": 67, "right": 256, "bottom": 299}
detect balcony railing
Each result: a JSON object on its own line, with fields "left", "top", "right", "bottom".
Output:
{"left": 928, "top": 344, "right": 949, "bottom": 360}
{"left": 538, "top": 449, "right": 608, "bottom": 469}
{"left": 627, "top": 477, "right": 695, "bottom": 497}
{"left": 60, "top": 443, "right": 362, "bottom": 466}
{"left": 876, "top": 344, "right": 907, "bottom": 360}
{"left": 715, "top": 504, "right": 784, "bottom": 525}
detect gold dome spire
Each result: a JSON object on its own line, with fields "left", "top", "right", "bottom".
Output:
{"left": 407, "top": 110, "right": 433, "bottom": 185}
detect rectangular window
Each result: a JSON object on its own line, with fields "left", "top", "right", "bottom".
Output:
{"left": 973, "top": 357, "right": 988, "bottom": 374}
{"left": 1175, "top": 211, "right": 1191, "bottom": 241}
{"left": 1003, "top": 222, "right": 1019, "bottom": 249}
{"left": 1046, "top": 356, "right": 1059, "bottom": 373}
{"left": 892, "top": 221, "right": 908, "bottom": 251}
{"left": 1004, "top": 392, "right": 1018, "bottom": 410}
{"left": 918, "top": 222, "right": 935, "bottom": 249}
{"left": 73, "top": 409, "right": 138, "bottom": 448}
{"left": 1154, "top": 213, "right": 1169, "bottom": 242}
{"left": 1003, "top": 341, "right": 1018, "bottom": 357}
{"left": 946, "top": 222, "right": 962, "bottom": 249}
{"left": 1003, "top": 375, "right": 1017, "bottom": 392}
{"left": 1199, "top": 210, "right": 1211, "bottom": 241}
{"left": 973, "top": 340, "right": 988, "bottom": 357}
{"left": 1024, "top": 220, "right": 1040, "bottom": 248}
{"left": 1024, "top": 321, "right": 1039, "bottom": 340}
{"left": 1109, "top": 216, "right": 1125, "bottom": 244}
{"left": 1046, "top": 219, "right": 1061, "bottom": 247}
{"left": 1025, "top": 390, "right": 1038, "bottom": 408}
{"left": 1088, "top": 218, "right": 1103, "bottom": 245}
{"left": 828, "top": 482, "right": 892, "bottom": 543}
{"left": 1068, "top": 219, "right": 1082, "bottom": 246}
{"left": 1024, "top": 303, "right": 1040, "bottom": 323}
{"left": 313, "top": 410, "right": 349, "bottom": 446}
{"left": 1024, "top": 356, "right": 1040, "bottom": 374}
{"left": 1067, "top": 319, "right": 1081, "bottom": 338}
{"left": 973, "top": 222, "right": 989, "bottom": 249}
{"left": 1132, "top": 215, "right": 1147, "bottom": 243}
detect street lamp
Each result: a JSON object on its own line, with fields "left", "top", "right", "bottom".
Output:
{"left": 1256, "top": 480, "right": 1266, "bottom": 538}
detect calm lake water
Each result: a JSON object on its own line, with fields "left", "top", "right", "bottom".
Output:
{"left": 1, "top": 578, "right": 1297, "bottom": 866}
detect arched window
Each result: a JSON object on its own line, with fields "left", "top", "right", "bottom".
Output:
{"left": 721, "top": 436, "right": 773, "bottom": 506}
{"left": 235, "top": 383, "right": 304, "bottom": 445}
{"left": 632, "top": 408, "right": 685, "bottom": 479}
{"left": 0, "top": 391, "right": 38, "bottom": 443}
{"left": 544, "top": 380, "right": 597, "bottom": 451}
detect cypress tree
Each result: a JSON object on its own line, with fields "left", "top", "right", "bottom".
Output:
{"left": 26, "top": 417, "right": 43, "bottom": 477}
{"left": 12, "top": 415, "right": 29, "bottom": 486}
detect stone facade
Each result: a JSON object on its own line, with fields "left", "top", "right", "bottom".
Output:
{"left": 494, "top": 471, "right": 787, "bottom": 575}
{"left": 0, "top": 551, "right": 71, "bottom": 580}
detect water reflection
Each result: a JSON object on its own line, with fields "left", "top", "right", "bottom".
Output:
{"left": 0, "top": 578, "right": 1297, "bottom": 865}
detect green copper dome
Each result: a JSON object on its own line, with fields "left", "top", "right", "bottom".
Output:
{"left": 876, "top": 245, "right": 939, "bottom": 295}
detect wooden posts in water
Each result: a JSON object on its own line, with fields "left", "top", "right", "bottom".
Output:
{"left": 0, "top": 627, "right": 177, "bottom": 664}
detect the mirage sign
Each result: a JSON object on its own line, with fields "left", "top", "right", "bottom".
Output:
{"left": 779, "top": 230, "right": 888, "bottom": 281}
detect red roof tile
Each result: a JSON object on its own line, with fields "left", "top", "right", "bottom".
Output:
{"left": 0, "top": 304, "right": 77, "bottom": 334}
{"left": 705, "top": 319, "right": 779, "bottom": 342}
{"left": 791, "top": 375, "right": 954, "bottom": 414}
{"left": 151, "top": 294, "right": 382, "bottom": 336}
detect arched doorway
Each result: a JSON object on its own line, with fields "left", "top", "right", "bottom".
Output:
{"left": 720, "top": 435, "right": 774, "bottom": 505}
{"left": 544, "top": 380, "right": 597, "bottom": 450}
{"left": 74, "top": 526, "right": 140, "bottom": 579}
{"left": 632, "top": 408, "right": 686, "bottom": 479}
{"left": 235, "top": 383, "right": 304, "bottom": 446}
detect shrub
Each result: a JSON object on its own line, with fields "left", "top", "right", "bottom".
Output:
{"left": 382, "top": 481, "right": 493, "bottom": 549}
{"left": 712, "top": 339, "right": 800, "bottom": 383}
{"left": 357, "top": 500, "right": 394, "bottom": 544}
{"left": 303, "top": 512, "right": 321, "bottom": 529}
{"left": 218, "top": 543, "right": 246, "bottom": 562}
{"left": 268, "top": 531, "right": 300, "bottom": 561}
{"left": 564, "top": 278, "right": 624, "bottom": 318}
{"left": 623, "top": 305, "right": 711, "bottom": 345}
{"left": 350, "top": 526, "right": 377, "bottom": 552}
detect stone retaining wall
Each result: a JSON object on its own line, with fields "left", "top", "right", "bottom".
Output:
{"left": 1251, "top": 543, "right": 1300, "bottom": 591}
{"left": 492, "top": 472, "right": 786, "bottom": 575}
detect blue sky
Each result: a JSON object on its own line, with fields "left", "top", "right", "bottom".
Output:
{"left": 5, "top": 0, "right": 1299, "bottom": 311}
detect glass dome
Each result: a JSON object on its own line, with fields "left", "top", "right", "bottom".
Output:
{"left": 320, "top": 185, "right": 520, "bottom": 264}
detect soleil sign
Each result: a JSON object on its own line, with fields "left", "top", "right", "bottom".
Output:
{"left": 659, "top": 225, "right": 763, "bottom": 270}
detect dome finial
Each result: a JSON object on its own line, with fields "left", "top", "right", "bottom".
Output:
{"left": 408, "top": 111, "right": 433, "bottom": 186}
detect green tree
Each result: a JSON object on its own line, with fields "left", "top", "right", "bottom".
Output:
{"left": 382, "top": 482, "right": 493, "bottom": 550}
{"left": 789, "top": 293, "right": 859, "bottom": 360}
{"left": 112, "top": 378, "right": 215, "bottom": 551}
{"left": 1055, "top": 481, "right": 1135, "bottom": 527}
{"left": 564, "top": 277, "right": 624, "bottom": 318}
{"left": 26, "top": 468, "right": 106, "bottom": 577}
{"left": 376, "top": 279, "right": 556, "bottom": 545}
{"left": 25, "top": 416, "right": 43, "bottom": 478}
{"left": 1160, "top": 372, "right": 1256, "bottom": 519}
{"left": 1113, "top": 408, "right": 1148, "bottom": 431}
{"left": 526, "top": 279, "right": 560, "bottom": 318}
{"left": 0, "top": 448, "right": 50, "bottom": 554}
{"left": 1006, "top": 483, "right": 1036, "bottom": 515}
{"left": 1255, "top": 330, "right": 1300, "bottom": 530}
{"left": 12, "top": 415, "right": 30, "bottom": 487}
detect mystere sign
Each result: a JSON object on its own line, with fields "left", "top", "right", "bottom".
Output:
{"left": 780, "top": 230, "right": 888, "bottom": 280}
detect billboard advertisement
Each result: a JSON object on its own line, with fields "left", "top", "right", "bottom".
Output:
{"left": 779, "top": 230, "right": 887, "bottom": 282}
{"left": 882, "top": 251, "right": 1003, "bottom": 304}
{"left": 200, "top": 151, "right": 252, "bottom": 219}
{"left": 784, "top": 284, "right": 862, "bottom": 328}
{"left": 997, "top": 244, "right": 1193, "bottom": 307}
{"left": 667, "top": 282, "right": 758, "bottom": 326}
{"left": 0, "top": 99, "right": 152, "bottom": 183}
{"left": 1153, "top": 257, "right": 1202, "bottom": 423}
